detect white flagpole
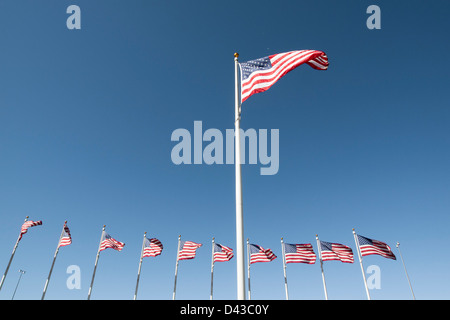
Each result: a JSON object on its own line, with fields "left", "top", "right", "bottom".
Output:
{"left": 41, "top": 221, "right": 66, "bottom": 300}
{"left": 234, "top": 52, "right": 246, "bottom": 300}
{"left": 11, "top": 269, "right": 26, "bottom": 300}
{"left": 315, "top": 234, "right": 328, "bottom": 300}
{"left": 172, "top": 235, "right": 181, "bottom": 300}
{"left": 353, "top": 228, "right": 371, "bottom": 300}
{"left": 396, "top": 242, "right": 416, "bottom": 300}
{"left": 0, "top": 216, "right": 29, "bottom": 291}
{"left": 134, "top": 232, "right": 147, "bottom": 300}
{"left": 210, "top": 237, "right": 215, "bottom": 300}
{"left": 87, "top": 225, "right": 105, "bottom": 300}
{"left": 246, "top": 238, "right": 251, "bottom": 300}
{"left": 280, "top": 238, "right": 289, "bottom": 300}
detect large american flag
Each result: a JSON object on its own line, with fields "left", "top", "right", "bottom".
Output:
{"left": 319, "top": 241, "right": 354, "bottom": 263}
{"left": 249, "top": 244, "right": 277, "bottom": 264}
{"left": 357, "top": 235, "right": 396, "bottom": 260}
{"left": 142, "top": 237, "right": 163, "bottom": 258}
{"left": 213, "top": 243, "right": 234, "bottom": 262}
{"left": 178, "top": 241, "right": 202, "bottom": 261}
{"left": 19, "top": 220, "right": 42, "bottom": 240}
{"left": 239, "top": 50, "right": 329, "bottom": 103}
{"left": 283, "top": 243, "right": 316, "bottom": 264}
{"left": 99, "top": 232, "right": 125, "bottom": 252}
{"left": 58, "top": 222, "right": 72, "bottom": 248}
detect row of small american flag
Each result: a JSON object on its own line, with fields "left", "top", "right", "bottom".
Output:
{"left": 1, "top": 217, "right": 410, "bottom": 300}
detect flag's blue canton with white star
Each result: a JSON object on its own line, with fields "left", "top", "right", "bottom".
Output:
{"left": 357, "top": 235, "right": 373, "bottom": 246}
{"left": 319, "top": 241, "right": 333, "bottom": 251}
{"left": 249, "top": 244, "right": 262, "bottom": 254}
{"left": 284, "top": 243, "right": 297, "bottom": 253}
{"left": 240, "top": 57, "right": 272, "bottom": 81}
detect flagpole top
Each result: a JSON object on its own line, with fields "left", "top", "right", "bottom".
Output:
{"left": 26, "top": 216, "right": 29, "bottom": 219}
{"left": 234, "top": 52, "right": 239, "bottom": 58}
{"left": 64, "top": 220, "right": 67, "bottom": 223}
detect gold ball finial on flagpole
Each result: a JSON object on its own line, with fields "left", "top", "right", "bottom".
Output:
{"left": 234, "top": 52, "right": 239, "bottom": 58}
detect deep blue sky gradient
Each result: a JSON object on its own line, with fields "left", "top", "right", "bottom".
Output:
{"left": 0, "top": 1, "right": 449, "bottom": 300}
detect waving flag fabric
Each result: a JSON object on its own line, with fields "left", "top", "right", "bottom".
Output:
{"left": 213, "top": 243, "right": 234, "bottom": 262}
{"left": 319, "top": 241, "right": 354, "bottom": 263}
{"left": 178, "top": 241, "right": 202, "bottom": 260}
{"left": 99, "top": 233, "right": 125, "bottom": 252}
{"left": 249, "top": 244, "right": 277, "bottom": 264}
{"left": 357, "top": 235, "right": 396, "bottom": 260}
{"left": 58, "top": 222, "right": 72, "bottom": 248}
{"left": 284, "top": 243, "right": 316, "bottom": 264}
{"left": 19, "top": 220, "right": 42, "bottom": 240}
{"left": 142, "top": 237, "right": 163, "bottom": 258}
{"left": 239, "top": 50, "right": 329, "bottom": 103}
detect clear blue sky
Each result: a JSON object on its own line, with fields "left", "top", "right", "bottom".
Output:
{"left": 0, "top": 0, "right": 449, "bottom": 300}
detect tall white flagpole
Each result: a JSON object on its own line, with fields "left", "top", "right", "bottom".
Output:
{"left": 87, "top": 225, "right": 105, "bottom": 300}
{"left": 172, "top": 235, "right": 181, "bottom": 300}
{"left": 0, "top": 216, "right": 29, "bottom": 292}
{"left": 11, "top": 269, "right": 26, "bottom": 300}
{"left": 396, "top": 242, "right": 416, "bottom": 300}
{"left": 234, "top": 52, "right": 246, "bottom": 300}
{"left": 41, "top": 221, "right": 66, "bottom": 300}
{"left": 315, "top": 234, "right": 328, "bottom": 300}
{"left": 280, "top": 238, "right": 289, "bottom": 300}
{"left": 134, "top": 232, "right": 147, "bottom": 300}
{"left": 210, "top": 237, "right": 215, "bottom": 300}
{"left": 353, "top": 228, "right": 371, "bottom": 300}
{"left": 246, "top": 238, "right": 251, "bottom": 300}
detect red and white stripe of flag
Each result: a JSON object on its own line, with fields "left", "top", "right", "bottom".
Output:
{"left": 321, "top": 243, "right": 354, "bottom": 263}
{"left": 58, "top": 223, "right": 72, "bottom": 248}
{"left": 178, "top": 241, "right": 202, "bottom": 260}
{"left": 240, "top": 50, "right": 329, "bottom": 103}
{"left": 19, "top": 220, "right": 42, "bottom": 240}
{"left": 142, "top": 238, "right": 163, "bottom": 258}
{"left": 214, "top": 244, "right": 234, "bottom": 262}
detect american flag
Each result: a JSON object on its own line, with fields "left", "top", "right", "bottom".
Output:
{"left": 178, "top": 241, "right": 202, "bottom": 261}
{"left": 357, "top": 235, "right": 396, "bottom": 260}
{"left": 99, "top": 232, "right": 125, "bottom": 252}
{"left": 283, "top": 243, "right": 316, "bottom": 264}
{"left": 249, "top": 244, "right": 277, "bottom": 264}
{"left": 142, "top": 237, "right": 163, "bottom": 258}
{"left": 19, "top": 220, "right": 42, "bottom": 240}
{"left": 213, "top": 243, "right": 234, "bottom": 262}
{"left": 239, "top": 50, "right": 329, "bottom": 103}
{"left": 319, "top": 241, "right": 354, "bottom": 263}
{"left": 58, "top": 222, "right": 72, "bottom": 248}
